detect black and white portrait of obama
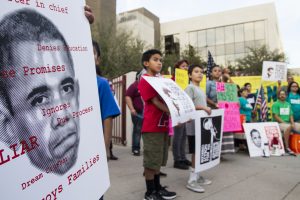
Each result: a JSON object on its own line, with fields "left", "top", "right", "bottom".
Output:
{"left": 0, "top": 9, "right": 80, "bottom": 175}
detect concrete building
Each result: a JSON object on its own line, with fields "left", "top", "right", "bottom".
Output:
{"left": 86, "top": 0, "right": 116, "bottom": 31}
{"left": 161, "top": 3, "right": 283, "bottom": 67}
{"left": 117, "top": 8, "right": 160, "bottom": 48}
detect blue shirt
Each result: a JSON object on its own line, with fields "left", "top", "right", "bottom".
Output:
{"left": 206, "top": 80, "right": 217, "bottom": 103}
{"left": 97, "top": 76, "right": 121, "bottom": 120}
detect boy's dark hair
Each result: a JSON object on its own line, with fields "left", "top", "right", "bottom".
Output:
{"left": 0, "top": 9, "right": 73, "bottom": 115}
{"left": 174, "top": 59, "right": 189, "bottom": 69}
{"left": 187, "top": 64, "right": 202, "bottom": 80}
{"left": 244, "top": 83, "right": 251, "bottom": 87}
{"left": 141, "top": 49, "right": 162, "bottom": 69}
{"left": 92, "top": 40, "right": 101, "bottom": 58}
{"left": 238, "top": 87, "right": 248, "bottom": 96}
{"left": 92, "top": 40, "right": 102, "bottom": 76}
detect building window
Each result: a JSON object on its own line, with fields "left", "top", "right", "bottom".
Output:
{"left": 216, "top": 44, "right": 225, "bottom": 56}
{"left": 216, "top": 27, "right": 225, "bottom": 45}
{"left": 197, "top": 30, "right": 206, "bottom": 47}
{"left": 165, "top": 35, "right": 180, "bottom": 55}
{"left": 235, "top": 42, "right": 245, "bottom": 54}
{"left": 188, "top": 31, "right": 198, "bottom": 50}
{"left": 207, "top": 29, "right": 215, "bottom": 46}
{"left": 225, "top": 26, "right": 234, "bottom": 44}
{"left": 254, "top": 21, "right": 265, "bottom": 40}
{"left": 244, "top": 22, "right": 255, "bottom": 41}
{"left": 234, "top": 24, "right": 244, "bottom": 42}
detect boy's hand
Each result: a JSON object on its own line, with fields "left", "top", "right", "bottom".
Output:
{"left": 84, "top": 5, "right": 94, "bottom": 24}
{"left": 130, "top": 109, "right": 137, "bottom": 116}
{"left": 205, "top": 107, "right": 212, "bottom": 115}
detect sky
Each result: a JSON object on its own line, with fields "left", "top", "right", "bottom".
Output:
{"left": 116, "top": 0, "right": 300, "bottom": 68}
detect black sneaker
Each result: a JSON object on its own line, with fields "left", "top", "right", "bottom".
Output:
{"left": 173, "top": 161, "right": 189, "bottom": 170}
{"left": 183, "top": 159, "right": 192, "bottom": 166}
{"left": 144, "top": 191, "right": 164, "bottom": 200}
{"left": 159, "top": 171, "right": 167, "bottom": 177}
{"left": 157, "top": 186, "right": 177, "bottom": 200}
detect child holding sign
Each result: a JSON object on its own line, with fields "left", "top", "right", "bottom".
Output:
{"left": 185, "top": 65, "right": 212, "bottom": 193}
{"left": 138, "top": 49, "right": 177, "bottom": 200}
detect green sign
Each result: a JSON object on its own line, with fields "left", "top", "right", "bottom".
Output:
{"left": 217, "top": 83, "right": 238, "bottom": 102}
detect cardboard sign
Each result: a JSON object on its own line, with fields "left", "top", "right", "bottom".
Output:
{"left": 195, "top": 110, "right": 224, "bottom": 173}
{"left": 0, "top": 1, "right": 108, "bottom": 199}
{"left": 218, "top": 102, "right": 241, "bottom": 132}
{"left": 262, "top": 61, "right": 287, "bottom": 82}
{"left": 143, "top": 76, "right": 196, "bottom": 126}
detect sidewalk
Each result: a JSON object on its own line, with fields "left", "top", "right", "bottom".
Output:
{"left": 105, "top": 146, "right": 300, "bottom": 200}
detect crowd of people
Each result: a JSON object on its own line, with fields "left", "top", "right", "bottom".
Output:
{"left": 121, "top": 50, "right": 300, "bottom": 199}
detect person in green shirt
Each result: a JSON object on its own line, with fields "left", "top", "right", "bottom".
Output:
{"left": 272, "top": 90, "right": 300, "bottom": 155}
{"left": 287, "top": 81, "right": 300, "bottom": 123}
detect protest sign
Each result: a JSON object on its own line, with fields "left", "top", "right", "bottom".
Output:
{"left": 243, "top": 123, "right": 272, "bottom": 157}
{"left": 218, "top": 102, "right": 241, "bottom": 132}
{"left": 175, "top": 68, "right": 189, "bottom": 90}
{"left": 217, "top": 83, "right": 238, "bottom": 102}
{"left": 195, "top": 110, "right": 224, "bottom": 173}
{"left": 143, "top": 76, "right": 196, "bottom": 126}
{"left": 262, "top": 61, "right": 287, "bottom": 82}
{"left": 263, "top": 123, "right": 285, "bottom": 156}
{"left": 0, "top": 1, "right": 108, "bottom": 199}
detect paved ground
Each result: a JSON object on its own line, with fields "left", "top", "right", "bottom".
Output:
{"left": 105, "top": 146, "right": 300, "bottom": 200}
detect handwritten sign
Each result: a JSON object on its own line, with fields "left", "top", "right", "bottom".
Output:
{"left": 216, "top": 82, "right": 225, "bottom": 92}
{"left": 175, "top": 68, "right": 189, "bottom": 90}
{"left": 217, "top": 83, "right": 238, "bottom": 102}
{"left": 218, "top": 102, "right": 241, "bottom": 132}
{"left": 143, "top": 76, "right": 196, "bottom": 126}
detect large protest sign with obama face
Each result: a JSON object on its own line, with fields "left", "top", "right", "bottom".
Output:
{"left": 0, "top": 1, "right": 108, "bottom": 199}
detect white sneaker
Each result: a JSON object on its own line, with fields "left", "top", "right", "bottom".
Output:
{"left": 197, "top": 176, "right": 212, "bottom": 186}
{"left": 186, "top": 180, "right": 205, "bottom": 193}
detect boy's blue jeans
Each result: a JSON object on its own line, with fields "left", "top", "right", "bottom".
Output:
{"left": 131, "top": 113, "right": 143, "bottom": 152}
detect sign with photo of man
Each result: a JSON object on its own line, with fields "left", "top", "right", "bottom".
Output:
{"left": 243, "top": 123, "right": 272, "bottom": 157}
{"left": 194, "top": 110, "right": 224, "bottom": 173}
{"left": 262, "top": 61, "right": 287, "bottom": 82}
{"left": 0, "top": 1, "right": 108, "bottom": 199}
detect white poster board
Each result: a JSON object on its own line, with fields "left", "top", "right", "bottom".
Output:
{"left": 195, "top": 110, "right": 224, "bottom": 173}
{"left": 0, "top": 1, "right": 108, "bottom": 199}
{"left": 243, "top": 123, "right": 275, "bottom": 157}
{"left": 143, "top": 76, "right": 196, "bottom": 126}
{"left": 262, "top": 61, "right": 287, "bottom": 81}
{"left": 262, "top": 122, "right": 285, "bottom": 156}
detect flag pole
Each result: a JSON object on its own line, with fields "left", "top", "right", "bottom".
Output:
{"left": 253, "top": 80, "right": 263, "bottom": 110}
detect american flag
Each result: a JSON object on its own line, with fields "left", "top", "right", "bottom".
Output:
{"left": 206, "top": 50, "right": 215, "bottom": 81}
{"left": 256, "top": 85, "right": 268, "bottom": 122}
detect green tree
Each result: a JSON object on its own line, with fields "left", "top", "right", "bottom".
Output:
{"left": 181, "top": 45, "right": 205, "bottom": 66}
{"left": 92, "top": 23, "right": 146, "bottom": 79}
{"left": 236, "top": 45, "right": 286, "bottom": 75}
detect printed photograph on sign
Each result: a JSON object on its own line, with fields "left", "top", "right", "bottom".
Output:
{"left": 262, "top": 61, "right": 287, "bottom": 82}
{"left": 243, "top": 123, "right": 271, "bottom": 157}
{"left": 195, "top": 109, "right": 224, "bottom": 173}
{"left": 0, "top": 1, "right": 109, "bottom": 199}
{"left": 143, "top": 76, "right": 196, "bottom": 126}
{"left": 264, "top": 123, "right": 285, "bottom": 156}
